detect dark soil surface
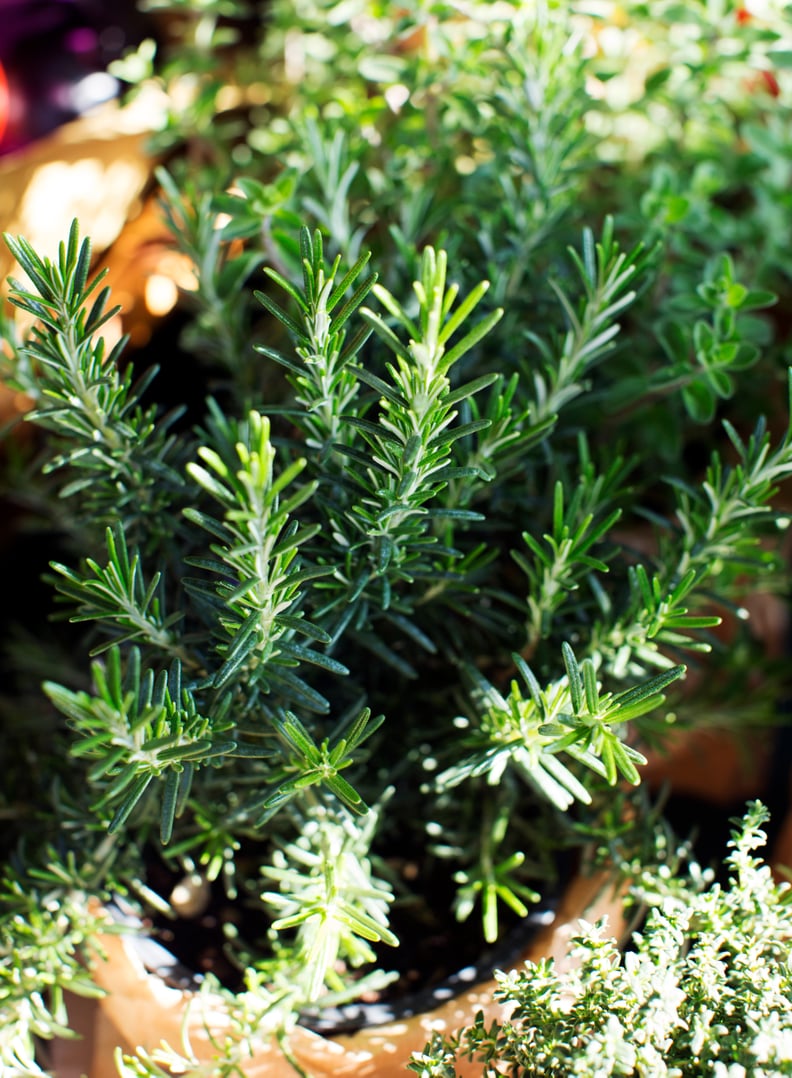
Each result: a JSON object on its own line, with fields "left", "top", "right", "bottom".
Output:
{"left": 137, "top": 844, "right": 570, "bottom": 1033}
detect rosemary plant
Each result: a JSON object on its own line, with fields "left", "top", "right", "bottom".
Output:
{"left": 2, "top": 2, "right": 792, "bottom": 1075}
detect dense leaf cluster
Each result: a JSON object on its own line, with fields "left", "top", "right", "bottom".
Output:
{"left": 412, "top": 804, "right": 792, "bottom": 1077}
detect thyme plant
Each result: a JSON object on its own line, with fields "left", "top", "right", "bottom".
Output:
{"left": 411, "top": 803, "right": 792, "bottom": 1077}
{"left": 2, "top": 2, "right": 792, "bottom": 1075}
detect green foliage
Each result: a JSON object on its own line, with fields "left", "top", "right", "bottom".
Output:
{"left": 411, "top": 803, "right": 792, "bottom": 1077}
{"left": 48, "top": 525, "right": 182, "bottom": 658}
{"left": 514, "top": 457, "right": 627, "bottom": 648}
{"left": 156, "top": 167, "right": 269, "bottom": 389}
{"left": 258, "top": 708, "right": 382, "bottom": 822}
{"left": 184, "top": 407, "right": 339, "bottom": 702}
{"left": 2, "top": 224, "right": 184, "bottom": 544}
{"left": 2, "top": 1, "right": 792, "bottom": 1073}
{"left": 44, "top": 647, "right": 236, "bottom": 842}
{"left": 525, "top": 219, "right": 652, "bottom": 424}
{"left": 260, "top": 800, "right": 397, "bottom": 1003}
{"left": 255, "top": 227, "right": 376, "bottom": 460}
{"left": 438, "top": 648, "right": 683, "bottom": 810}
{"left": 615, "top": 253, "right": 778, "bottom": 423}
{"left": 452, "top": 797, "right": 541, "bottom": 945}
{"left": 0, "top": 835, "right": 126, "bottom": 1078}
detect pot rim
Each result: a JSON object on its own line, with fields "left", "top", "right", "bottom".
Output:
{"left": 104, "top": 880, "right": 565, "bottom": 1035}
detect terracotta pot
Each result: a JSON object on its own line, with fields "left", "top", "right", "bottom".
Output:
{"left": 50, "top": 867, "right": 626, "bottom": 1078}
{"left": 642, "top": 724, "right": 772, "bottom": 807}
{"left": 0, "top": 97, "right": 158, "bottom": 286}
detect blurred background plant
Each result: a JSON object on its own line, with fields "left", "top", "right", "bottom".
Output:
{"left": 99, "top": 0, "right": 792, "bottom": 444}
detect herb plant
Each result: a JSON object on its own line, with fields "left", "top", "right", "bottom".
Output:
{"left": 2, "top": 2, "right": 792, "bottom": 1075}
{"left": 411, "top": 802, "right": 792, "bottom": 1077}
